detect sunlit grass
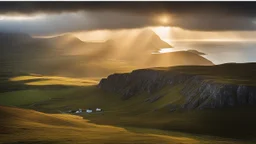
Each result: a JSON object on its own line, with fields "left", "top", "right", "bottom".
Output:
{"left": 9, "top": 75, "right": 41, "bottom": 81}
{"left": 1, "top": 105, "right": 251, "bottom": 144}
{"left": 0, "top": 106, "right": 200, "bottom": 144}
{"left": 0, "top": 89, "right": 83, "bottom": 107}
{"left": 26, "top": 79, "right": 96, "bottom": 86}
{"left": 9, "top": 75, "right": 99, "bottom": 86}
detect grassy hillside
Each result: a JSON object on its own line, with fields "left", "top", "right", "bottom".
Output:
{"left": 151, "top": 63, "right": 256, "bottom": 86}
{"left": 0, "top": 73, "right": 99, "bottom": 92}
{"left": 29, "top": 85, "right": 256, "bottom": 140}
{"left": 1, "top": 82, "right": 255, "bottom": 140}
{"left": 1, "top": 106, "right": 255, "bottom": 144}
{"left": 0, "top": 89, "right": 84, "bottom": 107}
{"left": 0, "top": 74, "right": 99, "bottom": 109}
{"left": 1, "top": 105, "right": 206, "bottom": 144}
{"left": 1, "top": 64, "right": 256, "bottom": 141}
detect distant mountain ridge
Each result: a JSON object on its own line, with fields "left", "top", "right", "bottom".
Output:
{"left": 187, "top": 49, "right": 206, "bottom": 55}
{"left": 0, "top": 32, "right": 31, "bottom": 39}
{"left": 147, "top": 51, "right": 213, "bottom": 67}
{"left": 0, "top": 29, "right": 214, "bottom": 77}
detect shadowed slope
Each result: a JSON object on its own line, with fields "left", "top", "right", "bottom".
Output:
{"left": 0, "top": 106, "right": 199, "bottom": 144}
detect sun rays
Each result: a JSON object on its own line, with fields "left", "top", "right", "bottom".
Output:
{"left": 150, "top": 26, "right": 172, "bottom": 44}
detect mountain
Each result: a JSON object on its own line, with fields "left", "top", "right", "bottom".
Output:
{"left": 0, "top": 30, "right": 213, "bottom": 77}
{"left": 99, "top": 29, "right": 213, "bottom": 67}
{"left": 99, "top": 63, "right": 256, "bottom": 108}
{"left": 144, "top": 51, "right": 213, "bottom": 67}
{"left": 187, "top": 49, "right": 206, "bottom": 55}
{"left": 47, "top": 34, "right": 82, "bottom": 42}
{"left": 110, "top": 29, "right": 172, "bottom": 50}
{"left": 104, "top": 29, "right": 172, "bottom": 61}
{"left": 0, "top": 32, "right": 104, "bottom": 77}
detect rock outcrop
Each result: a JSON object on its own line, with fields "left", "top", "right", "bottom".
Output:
{"left": 98, "top": 64, "right": 256, "bottom": 110}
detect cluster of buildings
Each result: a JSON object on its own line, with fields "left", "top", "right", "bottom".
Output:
{"left": 68, "top": 108, "right": 102, "bottom": 114}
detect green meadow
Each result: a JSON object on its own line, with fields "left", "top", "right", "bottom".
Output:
{"left": 0, "top": 72, "right": 256, "bottom": 144}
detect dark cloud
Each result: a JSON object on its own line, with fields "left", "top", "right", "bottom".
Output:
{"left": 1, "top": 2, "right": 256, "bottom": 17}
{"left": 0, "top": 2, "right": 256, "bottom": 34}
{"left": 0, "top": 11, "right": 154, "bottom": 35}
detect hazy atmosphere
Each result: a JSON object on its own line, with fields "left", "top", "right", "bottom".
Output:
{"left": 1, "top": 2, "right": 256, "bottom": 144}
{"left": 1, "top": 2, "right": 256, "bottom": 66}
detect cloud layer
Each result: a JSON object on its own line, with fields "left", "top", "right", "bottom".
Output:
{"left": 0, "top": 2, "right": 256, "bottom": 35}
{"left": 1, "top": 2, "right": 256, "bottom": 16}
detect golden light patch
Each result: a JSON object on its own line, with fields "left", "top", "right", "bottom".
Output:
{"left": 9, "top": 76, "right": 42, "bottom": 81}
{"left": 150, "top": 26, "right": 172, "bottom": 44}
{"left": 9, "top": 75, "right": 99, "bottom": 86}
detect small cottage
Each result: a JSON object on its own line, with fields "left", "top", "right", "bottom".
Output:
{"left": 86, "top": 109, "right": 92, "bottom": 113}
{"left": 96, "top": 108, "right": 102, "bottom": 112}
{"left": 75, "top": 108, "right": 83, "bottom": 114}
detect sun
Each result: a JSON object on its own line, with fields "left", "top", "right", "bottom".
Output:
{"left": 158, "top": 15, "right": 170, "bottom": 25}
{"left": 160, "top": 16, "right": 169, "bottom": 24}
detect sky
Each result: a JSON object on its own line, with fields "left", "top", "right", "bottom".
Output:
{"left": 1, "top": 2, "right": 256, "bottom": 64}
{"left": 1, "top": 2, "right": 256, "bottom": 34}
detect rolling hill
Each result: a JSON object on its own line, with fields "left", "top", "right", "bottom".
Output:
{"left": 1, "top": 105, "right": 254, "bottom": 144}
{"left": 1, "top": 63, "right": 256, "bottom": 141}
{"left": 0, "top": 105, "right": 203, "bottom": 144}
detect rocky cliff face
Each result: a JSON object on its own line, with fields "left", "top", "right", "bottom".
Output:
{"left": 98, "top": 66, "right": 256, "bottom": 110}
{"left": 180, "top": 76, "right": 256, "bottom": 109}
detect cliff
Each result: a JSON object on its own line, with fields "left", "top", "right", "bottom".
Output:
{"left": 98, "top": 63, "right": 256, "bottom": 110}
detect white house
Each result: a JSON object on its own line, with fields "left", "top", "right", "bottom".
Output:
{"left": 75, "top": 108, "right": 83, "bottom": 114}
{"left": 96, "top": 108, "right": 102, "bottom": 112}
{"left": 86, "top": 109, "right": 92, "bottom": 113}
